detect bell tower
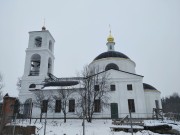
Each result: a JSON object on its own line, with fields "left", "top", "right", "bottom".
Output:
{"left": 19, "top": 27, "right": 55, "bottom": 103}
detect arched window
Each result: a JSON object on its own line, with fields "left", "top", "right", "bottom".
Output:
{"left": 105, "top": 63, "right": 119, "bottom": 71}
{"left": 29, "top": 84, "right": 36, "bottom": 88}
{"left": 69, "top": 99, "right": 75, "bottom": 112}
{"left": 35, "top": 37, "right": 42, "bottom": 47}
{"left": 49, "top": 40, "right": 52, "bottom": 51}
{"left": 29, "top": 54, "right": 41, "bottom": 76}
{"left": 23, "top": 98, "right": 32, "bottom": 118}
{"left": 48, "top": 58, "right": 52, "bottom": 74}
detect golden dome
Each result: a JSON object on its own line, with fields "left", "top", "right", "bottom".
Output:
{"left": 107, "top": 34, "right": 114, "bottom": 42}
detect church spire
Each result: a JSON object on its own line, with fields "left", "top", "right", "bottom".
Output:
{"left": 106, "top": 25, "right": 115, "bottom": 51}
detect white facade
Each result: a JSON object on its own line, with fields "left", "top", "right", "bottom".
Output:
{"left": 144, "top": 89, "right": 161, "bottom": 117}
{"left": 19, "top": 28, "right": 162, "bottom": 119}
{"left": 19, "top": 28, "right": 55, "bottom": 104}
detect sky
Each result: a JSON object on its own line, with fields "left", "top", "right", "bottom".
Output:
{"left": 0, "top": 0, "right": 180, "bottom": 97}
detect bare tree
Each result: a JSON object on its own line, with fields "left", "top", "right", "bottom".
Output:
{"left": 53, "top": 87, "right": 74, "bottom": 123}
{"left": 77, "top": 65, "right": 110, "bottom": 122}
{"left": 16, "top": 77, "right": 22, "bottom": 91}
{"left": 33, "top": 90, "right": 52, "bottom": 122}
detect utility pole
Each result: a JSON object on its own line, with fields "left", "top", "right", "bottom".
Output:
{"left": 12, "top": 113, "right": 17, "bottom": 135}
{"left": 82, "top": 92, "right": 85, "bottom": 135}
{"left": 83, "top": 111, "right": 85, "bottom": 135}
{"left": 44, "top": 112, "right": 47, "bottom": 135}
{"left": 129, "top": 110, "right": 133, "bottom": 135}
{"left": 30, "top": 98, "right": 33, "bottom": 124}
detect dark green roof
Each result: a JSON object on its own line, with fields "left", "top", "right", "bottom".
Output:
{"left": 94, "top": 51, "right": 129, "bottom": 61}
{"left": 143, "top": 83, "right": 157, "bottom": 90}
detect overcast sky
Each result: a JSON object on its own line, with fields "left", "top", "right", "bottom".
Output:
{"left": 0, "top": 0, "right": 180, "bottom": 97}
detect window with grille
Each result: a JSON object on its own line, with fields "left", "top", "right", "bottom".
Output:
{"left": 94, "top": 85, "right": 99, "bottom": 91}
{"left": 55, "top": 100, "right": 61, "bottom": 113}
{"left": 41, "top": 100, "right": 48, "bottom": 113}
{"left": 127, "top": 84, "right": 133, "bottom": 90}
{"left": 128, "top": 99, "right": 135, "bottom": 112}
{"left": 111, "top": 85, "right": 116, "bottom": 91}
{"left": 94, "top": 99, "right": 101, "bottom": 112}
{"left": 69, "top": 99, "right": 75, "bottom": 112}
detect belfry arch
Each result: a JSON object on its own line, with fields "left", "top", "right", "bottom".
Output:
{"left": 34, "top": 36, "right": 42, "bottom": 47}
{"left": 49, "top": 40, "right": 53, "bottom": 51}
{"left": 29, "top": 54, "right": 41, "bottom": 76}
{"left": 48, "top": 57, "right": 52, "bottom": 74}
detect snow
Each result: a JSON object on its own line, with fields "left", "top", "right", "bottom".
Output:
{"left": 12, "top": 119, "right": 180, "bottom": 135}
{"left": 144, "top": 120, "right": 167, "bottom": 126}
{"left": 110, "top": 125, "right": 144, "bottom": 129}
{"left": 144, "top": 119, "right": 180, "bottom": 134}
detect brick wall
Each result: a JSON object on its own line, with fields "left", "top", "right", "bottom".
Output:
{"left": 2, "top": 125, "right": 36, "bottom": 135}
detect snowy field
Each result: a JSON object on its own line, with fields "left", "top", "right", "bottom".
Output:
{"left": 15, "top": 119, "right": 180, "bottom": 135}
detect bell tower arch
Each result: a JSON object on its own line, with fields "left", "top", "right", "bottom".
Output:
{"left": 19, "top": 27, "right": 55, "bottom": 103}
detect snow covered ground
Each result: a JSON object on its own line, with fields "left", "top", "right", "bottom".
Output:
{"left": 144, "top": 119, "right": 180, "bottom": 133}
{"left": 14, "top": 119, "right": 180, "bottom": 135}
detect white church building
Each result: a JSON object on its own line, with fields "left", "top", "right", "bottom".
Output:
{"left": 18, "top": 26, "right": 162, "bottom": 119}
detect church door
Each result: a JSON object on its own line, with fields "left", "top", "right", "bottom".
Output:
{"left": 111, "top": 103, "right": 118, "bottom": 119}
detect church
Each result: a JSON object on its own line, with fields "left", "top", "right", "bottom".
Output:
{"left": 18, "top": 26, "right": 162, "bottom": 119}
